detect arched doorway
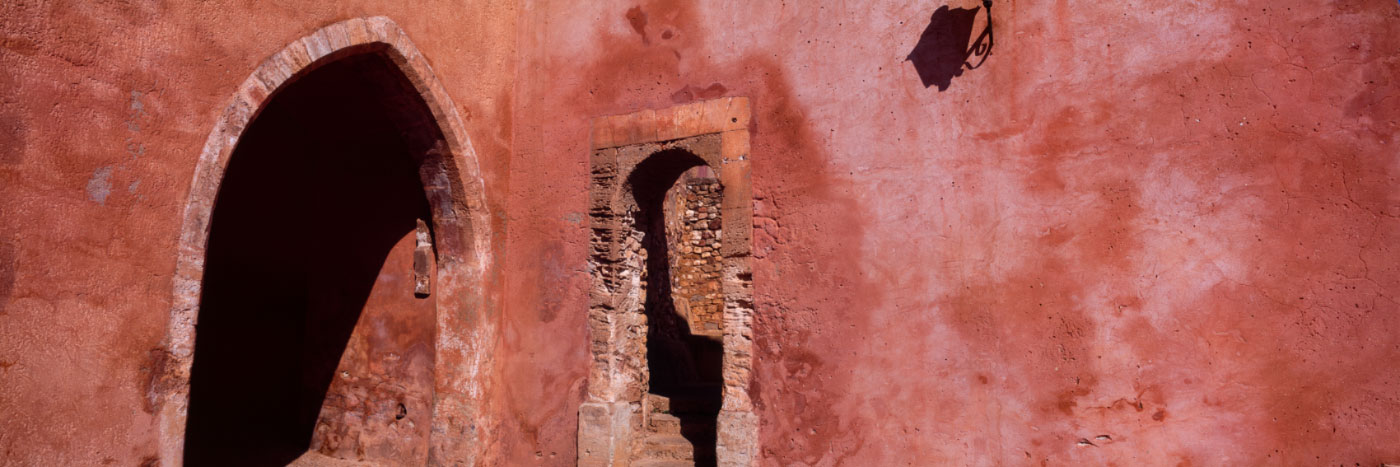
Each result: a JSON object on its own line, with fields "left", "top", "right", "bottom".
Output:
{"left": 158, "top": 18, "right": 495, "bottom": 466}
{"left": 631, "top": 151, "right": 725, "bottom": 465}
{"left": 183, "top": 48, "right": 438, "bottom": 466}
{"left": 579, "top": 99, "right": 757, "bottom": 467}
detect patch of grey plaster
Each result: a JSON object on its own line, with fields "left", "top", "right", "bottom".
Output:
{"left": 87, "top": 166, "right": 113, "bottom": 204}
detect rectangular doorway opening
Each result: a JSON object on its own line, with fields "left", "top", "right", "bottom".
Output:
{"left": 579, "top": 98, "right": 757, "bottom": 467}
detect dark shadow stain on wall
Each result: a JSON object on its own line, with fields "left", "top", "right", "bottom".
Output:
{"left": 0, "top": 240, "right": 12, "bottom": 315}
{"left": 626, "top": 6, "right": 650, "bottom": 44}
{"left": 671, "top": 83, "right": 727, "bottom": 104}
{"left": 906, "top": 1, "right": 995, "bottom": 91}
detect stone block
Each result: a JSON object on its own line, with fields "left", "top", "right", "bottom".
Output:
{"left": 577, "top": 402, "right": 614, "bottom": 467}
{"left": 591, "top": 117, "right": 616, "bottom": 149}
{"left": 716, "top": 410, "right": 758, "bottom": 467}
{"left": 671, "top": 101, "right": 706, "bottom": 139}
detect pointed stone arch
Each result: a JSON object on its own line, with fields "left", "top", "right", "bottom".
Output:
{"left": 155, "top": 17, "right": 495, "bottom": 465}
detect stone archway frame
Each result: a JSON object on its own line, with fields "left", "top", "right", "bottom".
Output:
{"left": 156, "top": 17, "right": 496, "bottom": 466}
{"left": 580, "top": 98, "right": 757, "bottom": 466}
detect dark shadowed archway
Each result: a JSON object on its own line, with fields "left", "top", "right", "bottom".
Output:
{"left": 629, "top": 150, "right": 724, "bottom": 465}
{"left": 159, "top": 18, "right": 496, "bottom": 466}
{"left": 182, "top": 50, "right": 438, "bottom": 466}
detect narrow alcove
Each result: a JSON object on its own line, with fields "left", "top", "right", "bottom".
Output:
{"left": 183, "top": 50, "right": 439, "bottom": 466}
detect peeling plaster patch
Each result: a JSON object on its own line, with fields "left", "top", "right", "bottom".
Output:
{"left": 670, "top": 82, "right": 728, "bottom": 104}
{"left": 127, "top": 179, "right": 140, "bottom": 193}
{"left": 87, "top": 166, "right": 113, "bottom": 204}
{"left": 125, "top": 91, "right": 147, "bottom": 158}
{"left": 130, "top": 90, "right": 144, "bottom": 112}
{"left": 625, "top": 6, "right": 649, "bottom": 43}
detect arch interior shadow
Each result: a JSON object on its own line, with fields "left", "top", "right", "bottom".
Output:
{"left": 629, "top": 149, "right": 724, "bottom": 466}
{"left": 182, "top": 50, "right": 440, "bottom": 466}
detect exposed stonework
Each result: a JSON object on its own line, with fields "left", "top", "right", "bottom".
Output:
{"left": 581, "top": 98, "right": 755, "bottom": 467}
{"left": 666, "top": 174, "right": 724, "bottom": 337}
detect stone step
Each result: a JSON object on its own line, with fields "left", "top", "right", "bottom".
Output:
{"left": 679, "top": 419, "right": 717, "bottom": 444}
{"left": 649, "top": 413, "right": 682, "bottom": 434}
{"left": 671, "top": 397, "right": 721, "bottom": 415}
{"left": 641, "top": 435, "right": 694, "bottom": 461}
{"left": 647, "top": 388, "right": 722, "bottom": 415}
{"left": 632, "top": 459, "right": 694, "bottom": 467}
{"left": 646, "top": 393, "right": 671, "bottom": 414}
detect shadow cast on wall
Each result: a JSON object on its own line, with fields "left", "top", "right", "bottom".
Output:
{"left": 182, "top": 52, "right": 433, "bottom": 466}
{"left": 906, "top": 0, "right": 995, "bottom": 91}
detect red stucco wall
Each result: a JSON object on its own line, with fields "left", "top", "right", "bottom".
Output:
{"left": 0, "top": 2, "right": 516, "bottom": 464}
{"left": 2, "top": 0, "right": 1399, "bottom": 465}
{"left": 505, "top": 0, "right": 1400, "bottom": 464}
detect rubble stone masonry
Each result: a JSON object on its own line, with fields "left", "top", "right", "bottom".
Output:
{"left": 665, "top": 175, "right": 723, "bottom": 336}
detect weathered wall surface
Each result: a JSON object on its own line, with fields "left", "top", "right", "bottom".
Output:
{"left": 507, "top": 0, "right": 1400, "bottom": 464}
{"left": 3, "top": 0, "right": 1400, "bottom": 465}
{"left": 0, "top": 2, "right": 516, "bottom": 464}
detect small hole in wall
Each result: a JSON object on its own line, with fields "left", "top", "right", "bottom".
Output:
{"left": 731, "top": 117, "right": 738, "bottom": 123}
{"left": 396, "top": 403, "right": 407, "bottom": 420}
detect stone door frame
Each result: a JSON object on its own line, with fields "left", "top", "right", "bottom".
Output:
{"left": 579, "top": 98, "right": 757, "bottom": 466}
{"left": 155, "top": 17, "right": 496, "bottom": 465}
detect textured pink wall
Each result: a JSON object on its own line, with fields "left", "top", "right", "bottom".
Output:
{"left": 0, "top": 2, "right": 516, "bottom": 464}
{"left": 506, "top": 0, "right": 1400, "bottom": 464}
{"left": 2, "top": 0, "right": 1399, "bottom": 465}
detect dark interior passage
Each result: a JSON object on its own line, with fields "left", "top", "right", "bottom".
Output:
{"left": 630, "top": 151, "right": 724, "bottom": 465}
{"left": 183, "top": 50, "right": 438, "bottom": 466}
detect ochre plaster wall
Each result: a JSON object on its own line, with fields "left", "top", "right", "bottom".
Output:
{"left": 506, "top": 0, "right": 1400, "bottom": 464}
{"left": 0, "top": 2, "right": 516, "bottom": 464}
